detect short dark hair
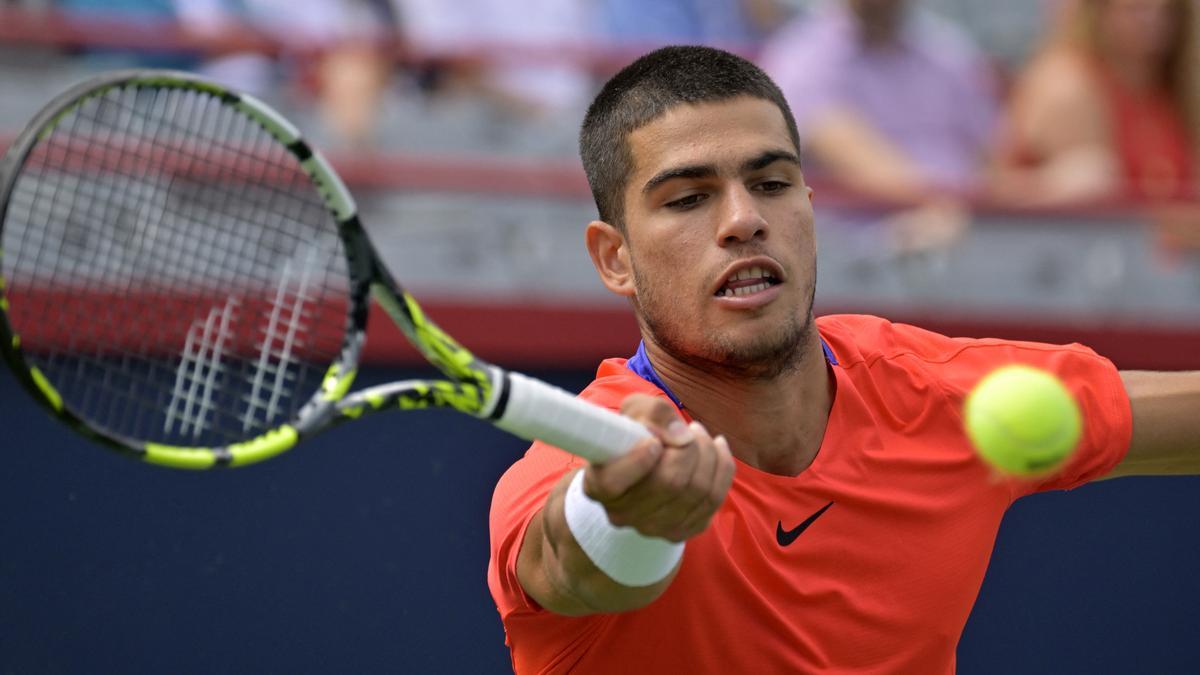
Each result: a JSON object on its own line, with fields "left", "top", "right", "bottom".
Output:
{"left": 579, "top": 45, "right": 801, "bottom": 229}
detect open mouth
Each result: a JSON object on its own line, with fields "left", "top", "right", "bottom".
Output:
{"left": 715, "top": 265, "right": 782, "bottom": 298}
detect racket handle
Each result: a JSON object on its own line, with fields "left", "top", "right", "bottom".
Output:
{"left": 493, "top": 372, "right": 651, "bottom": 464}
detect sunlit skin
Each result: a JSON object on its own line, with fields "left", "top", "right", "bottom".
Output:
{"left": 586, "top": 95, "right": 833, "bottom": 476}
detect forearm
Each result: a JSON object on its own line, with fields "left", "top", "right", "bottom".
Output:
{"left": 805, "top": 111, "right": 939, "bottom": 204}
{"left": 517, "top": 470, "right": 676, "bottom": 616}
{"left": 1108, "top": 371, "right": 1200, "bottom": 477}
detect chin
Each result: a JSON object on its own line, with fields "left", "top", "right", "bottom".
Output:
{"left": 648, "top": 310, "right": 814, "bottom": 381}
{"left": 712, "top": 323, "right": 809, "bottom": 378}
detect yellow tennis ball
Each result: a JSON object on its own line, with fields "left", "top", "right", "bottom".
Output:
{"left": 964, "top": 364, "right": 1083, "bottom": 477}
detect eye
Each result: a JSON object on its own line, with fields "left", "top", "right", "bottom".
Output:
{"left": 755, "top": 180, "right": 791, "bottom": 194}
{"left": 665, "top": 193, "right": 708, "bottom": 210}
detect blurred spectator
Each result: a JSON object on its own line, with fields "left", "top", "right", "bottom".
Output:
{"left": 994, "top": 0, "right": 1198, "bottom": 207}
{"left": 54, "top": 0, "right": 196, "bottom": 69}
{"left": 392, "top": 0, "right": 592, "bottom": 117}
{"left": 174, "top": 0, "right": 395, "bottom": 148}
{"left": 599, "top": 0, "right": 791, "bottom": 47}
{"left": 921, "top": 0, "right": 1047, "bottom": 71}
{"left": 758, "top": 0, "right": 1000, "bottom": 254}
{"left": 57, "top": 0, "right": 175, "bottom": 15}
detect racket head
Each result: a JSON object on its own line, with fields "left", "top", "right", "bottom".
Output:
{"left": 0, "top": 70, "right": 369, "bottom": 468}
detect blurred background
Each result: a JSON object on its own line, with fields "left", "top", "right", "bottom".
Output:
{"left": 1, "top": 0, "right": 1198, "bottom": 672}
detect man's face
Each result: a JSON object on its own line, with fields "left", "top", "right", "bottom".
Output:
{"left": 618, "top": 96, "right": 817, "bottom": 379}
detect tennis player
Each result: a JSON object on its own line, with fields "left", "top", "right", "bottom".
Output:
{"left": 488, "top": 46, "right": 1200, "bottom": 673}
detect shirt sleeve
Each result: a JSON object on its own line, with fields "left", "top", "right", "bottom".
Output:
{"left": 919, "top": 331, "right": 1134, "bottom": 496}
{"left": 756, "top": 12, "right": 848, "bottom": 135}
{"left": 488, "top": 440, "right": 583, "bottom": 618}
{"left": 1021, "top": 347, "right": 1133, "bottom": 494}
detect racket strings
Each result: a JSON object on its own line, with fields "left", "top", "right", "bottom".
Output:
{"left": 3, "top": 83, "right": 350, "bottom": 446}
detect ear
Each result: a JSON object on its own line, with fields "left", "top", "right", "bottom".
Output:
{"left": 585, "top": 220, "right": 635, "bottom": 297}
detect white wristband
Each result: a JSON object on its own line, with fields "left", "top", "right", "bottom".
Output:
{"left": 563, "top": 470, "right": 685, "bottom": 587}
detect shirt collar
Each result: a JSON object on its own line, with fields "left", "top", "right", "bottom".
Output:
{"left": 626, "top": 338, "right": 838, "bottom": 410}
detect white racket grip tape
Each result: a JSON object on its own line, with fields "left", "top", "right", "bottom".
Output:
{"left": 563, "top": 471, "right": 684, "bottom": 587}
{"left": 493, "top": 371, "right": 651, "bottom": 464}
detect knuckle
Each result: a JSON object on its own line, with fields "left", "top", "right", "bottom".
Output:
{"left": 658, "top": 470, "right": 689, "bottom": 493}
{"left": 648, "top": 398, "right": 675, "bottom": 417}
{"left": 634, "top": 439, "right": 662, "bottom": 468}
{"left": 620, "top": 396, "right": 684, "bottom": 434}
{"left": 619, "top": 393, "right": 655, "bottom": 416}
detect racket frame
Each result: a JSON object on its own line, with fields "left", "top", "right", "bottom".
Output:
{"left": 0, "top": 69, "right": 646, "bottom": 470}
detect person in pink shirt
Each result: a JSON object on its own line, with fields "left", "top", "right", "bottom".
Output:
{"left": 758, "top": 0, "right": 1001, "bottom": 253}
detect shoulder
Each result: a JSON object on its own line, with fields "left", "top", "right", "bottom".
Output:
{"left": 758, "top": 4, "right": 854, "bottom": 79}
{"left": 1012, "top": 49, "right": 1103, "bottom": 112}
{"left": 817, "top": 314, "right": 1115, "bottom": 387}
{"left": 578, "top": 357, "right": 668, "bottom": 410}
{"left": 817, "top": 314, "right": 963, "bottom": 367}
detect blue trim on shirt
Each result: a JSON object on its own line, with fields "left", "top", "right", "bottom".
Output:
{"left": 627, "top": 337, "right": 838, "bottom": 408}
{"left": 821, "top": 339, "right": 839, "bottom": 366}
{"left": 627, "top": 341, "right": 685, "bottom": 409}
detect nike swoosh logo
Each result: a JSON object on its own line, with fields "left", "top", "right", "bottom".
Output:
{"left": 776, "top": 501, "right": 835, "bottom": 547}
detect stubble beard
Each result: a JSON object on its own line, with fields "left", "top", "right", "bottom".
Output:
{"left": 632, "top": 267, "right": 817, "bottom": 382}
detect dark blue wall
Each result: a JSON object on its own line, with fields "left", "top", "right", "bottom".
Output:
{"left": 2, "top": 368, "right": 1197, "bottom": 674}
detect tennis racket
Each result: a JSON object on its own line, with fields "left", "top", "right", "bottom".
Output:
{"left": 0, "top": 69, "right": 649, "bottom": 469}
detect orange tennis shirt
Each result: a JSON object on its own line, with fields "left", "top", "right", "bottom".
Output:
{"left": 488, "top": 314, "right": 1132, "bottom": 674}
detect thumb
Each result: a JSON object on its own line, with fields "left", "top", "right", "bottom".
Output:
{"left": 584, "top": 435, "right": 663, "bottom": 502}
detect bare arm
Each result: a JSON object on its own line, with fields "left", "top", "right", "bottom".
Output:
{"left": 1104, "top": 371, "right": 1200, "bottom": 478}
{"left": 804, "top": 109, "right": 939, "bottom": 204}
{"left": 516, "top": 394, "right": 735, "bottom": 615}
{"left": 990, "top": 52, "right": 1119, "bottom": 206}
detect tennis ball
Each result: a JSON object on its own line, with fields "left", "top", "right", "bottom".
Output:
{"left": 963, "top": 364, "right": 1083, "bottom": 477}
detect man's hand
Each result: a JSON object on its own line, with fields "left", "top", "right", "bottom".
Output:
{"left": 516, "top": 393, "right": 735, "bottom": 616}
{"left": 584, "top": 394, "right": 735, "bottom": 542}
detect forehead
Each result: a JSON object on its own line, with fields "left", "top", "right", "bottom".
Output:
{"left": 625, "top": 97, "right": 795, "bottom": 179}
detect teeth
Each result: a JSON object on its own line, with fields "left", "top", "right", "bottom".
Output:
{"left": 732, "top": 266, "right": 771, "bottom": 282}
{"left": 717, "top": 265, "right": 778, "bottom": 297}
{"left": 737, "top": 282, "right": 769, "bottom": 296}
{"left": 721, "top": 282, "right": 771, "bottom": 297}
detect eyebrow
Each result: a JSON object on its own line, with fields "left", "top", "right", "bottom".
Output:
{"left": 641, "top": 149, "right": 802, "bottom": 195}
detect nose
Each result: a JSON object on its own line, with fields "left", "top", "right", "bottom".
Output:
{"left": 716, "top": 185, "right": 767, "bottom": 245}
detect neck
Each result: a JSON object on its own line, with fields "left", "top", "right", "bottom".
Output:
{"left": 643, "top": 332, "right": 833, "bottom": 476}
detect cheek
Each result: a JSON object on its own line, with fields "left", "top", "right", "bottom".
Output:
{"left": 778, "top": 204, "right": 816, "bottom": 250}
{"left": 632, "top": 225, "right": 711, "bottom": 288}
